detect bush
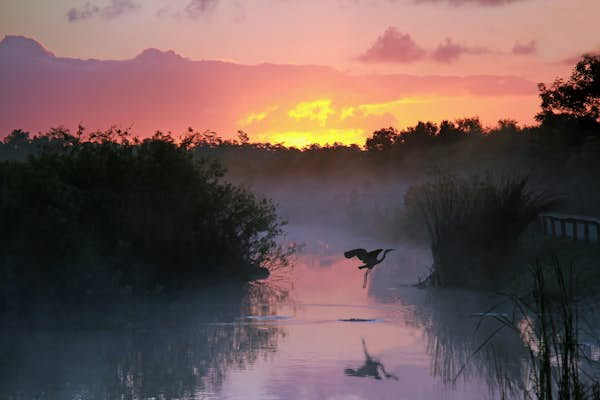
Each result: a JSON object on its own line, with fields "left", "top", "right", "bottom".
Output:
{"left": 406, "top": 173, "right": 554, "bottom": 288}
{"left": 0, "top": 129, "right": 288, "bottom": 303}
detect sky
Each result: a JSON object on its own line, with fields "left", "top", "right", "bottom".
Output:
{"left": 1, "top": 0, "right": 599, "bottom": 146}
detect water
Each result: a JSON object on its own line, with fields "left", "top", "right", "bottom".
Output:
{"left": 0, "top": 225, "right": 572, "bottom": 399}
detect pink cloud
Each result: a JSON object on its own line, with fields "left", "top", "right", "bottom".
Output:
{"left": 432, "top": 38, "right": 490, "bottom": 63}
{"left": 357, "top": 27, "right": 426, "bottom": 63}
{"left": 415, "top": 0, "right": 526, "bottom": 5}
{"left": 0, "top": 36, "right": 538, "bottom": 138}
{"left": 512, "top": 40, "right": 536, "bottom": 55}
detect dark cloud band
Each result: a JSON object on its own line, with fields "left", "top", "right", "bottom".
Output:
{"left": 67, "top": 0, "right": 139, "bottom": 22}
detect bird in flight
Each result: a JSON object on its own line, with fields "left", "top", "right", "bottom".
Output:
{"left": 344, "top": 248, "right": 394, "bottom": 288}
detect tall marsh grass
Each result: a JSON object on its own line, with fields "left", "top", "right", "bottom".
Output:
{"left": 484, "top": 261, "right": 600, "bottom": 399}
{"left": 406, "top": 174, "right": 555, "bottom": 288}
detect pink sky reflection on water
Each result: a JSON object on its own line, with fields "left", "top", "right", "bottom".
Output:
{"left": 216, "top": 242, "right": 496, "bottom": 400}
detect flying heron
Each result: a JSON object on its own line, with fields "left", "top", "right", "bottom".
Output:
{"left": 344, "top": 248, "right": 395, "bottom": 288}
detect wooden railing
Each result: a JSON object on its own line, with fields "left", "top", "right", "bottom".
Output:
{"left": 539, "top": 213, "right": 600, "bottom": 243}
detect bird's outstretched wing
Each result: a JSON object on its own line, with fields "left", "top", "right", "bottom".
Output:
{"left": 368, "top": 249, "right": 383, "bottom": 260}
{"left": 344, "top": 248, "right": 382, "bottom": 264}
{"left": 344, "top": 248, "right": 368, "bottom": 262}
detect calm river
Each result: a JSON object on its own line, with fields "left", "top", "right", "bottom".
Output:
{"left": 1, "top": 222, "right": 541, "bottom": 399}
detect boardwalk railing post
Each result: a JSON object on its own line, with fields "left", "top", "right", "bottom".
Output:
{"left": 539, "top": 213, "right": 600, "bottom": 244}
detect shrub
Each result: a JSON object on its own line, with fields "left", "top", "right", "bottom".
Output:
{"left": 0, "top": 129, "right": 288, "bottom": 302}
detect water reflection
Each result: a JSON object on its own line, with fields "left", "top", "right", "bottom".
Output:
{"left": 370, "top": 284, "right": 530, "bottom": 397}
{"left": 9, "top": 234, "right": 597, "bottom": 399}
{"left": 345, "top": 338, "right": 398, "bottom": 381}
{"left": 0, "top": 282, "right": 288, "bottom": 400}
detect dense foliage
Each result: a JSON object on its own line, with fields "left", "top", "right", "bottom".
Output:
{"left": 0, "top": 129, "right": 287, "bottom": 303}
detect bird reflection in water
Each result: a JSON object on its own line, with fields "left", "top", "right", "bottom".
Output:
{"left": 344, "top": 339, "right": 398, "bottom": 381}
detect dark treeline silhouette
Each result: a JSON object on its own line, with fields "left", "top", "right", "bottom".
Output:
{"left": 0, "top": 54, "right": 598, "bottom": 301}
{"left": 0, "top": 128, "right": 290, "bottom": 306}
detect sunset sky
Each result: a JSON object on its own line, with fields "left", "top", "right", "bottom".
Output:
{"left": 1, "top": 0, "right": 599, "bottom": 146}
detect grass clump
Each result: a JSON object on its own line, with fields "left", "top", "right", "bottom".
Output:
{"left": 406, "top": 173, "right": 554, "bottom": 288}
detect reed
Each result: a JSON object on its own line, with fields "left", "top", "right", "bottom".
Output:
{"left": 479, "top": 261, "right": 600, "bottom": 399}
{"left": 406, "top": 173, "right": 554, "bottom": 288}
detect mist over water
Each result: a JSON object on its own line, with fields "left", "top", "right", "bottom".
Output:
{"left": 1, "top": 175, "right": 538, "bottom": 400}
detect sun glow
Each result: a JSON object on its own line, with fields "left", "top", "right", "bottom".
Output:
{"left": 238, "top": 93, "right": 537, "bottom": 148}
{"left": 340, "top": 107, "right": 355, "bottom": 120}
{"left": 287, "top": 99, "right": 335, "bottom": 127}
{"left": 255, "top": 129, "right": 365, "bottom": 148}
{"left": 356, "top": 97, "right": 432, "bottom": 116}
{"left": 240, "top": 105, "right": 279, "bottom": 125}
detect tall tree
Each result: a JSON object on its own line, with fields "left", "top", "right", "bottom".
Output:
{"left": 537, "top": 54, "right": 600, "bottom": 124}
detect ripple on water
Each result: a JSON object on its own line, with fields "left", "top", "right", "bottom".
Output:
{"left": 245, "top": 315, "right": 293, "bottom": 321}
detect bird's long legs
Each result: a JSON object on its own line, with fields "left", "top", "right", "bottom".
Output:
{"left": 362, "top": 270, "right": 370, "bottom": 288}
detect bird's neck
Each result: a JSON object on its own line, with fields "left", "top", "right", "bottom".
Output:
{"left": 378, "top": 250, "right": 390, "bottom": 262}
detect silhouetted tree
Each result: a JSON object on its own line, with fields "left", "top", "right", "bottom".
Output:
{"left": 366, "top": 127, "right": 397, "bottom": 152}
{"left": 1, "top": 129, "right": 32, "bottom": 160}
{"left": 455, "top": 117, "right": 484, "bottom": 136}
{"left": 401, "top": 121, "right": 437, "bottom": 148}
{"left": 537, "top": 54, "right": 600, "bottom": 124}
{"left": 438, "top": 120, "right": 462, "bottom": 144}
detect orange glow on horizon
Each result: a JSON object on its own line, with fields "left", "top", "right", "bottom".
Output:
{"left": 240, "top": 106, "right": 279, "bottom": 125}
{"left": 254, "top": 129, "right": 365, "bottom": 148}
{"left": 287, "top": 99, "right": 335, "bottom": 127}
{"left": 239, "top": 94, "right": 538, "bottom": 148}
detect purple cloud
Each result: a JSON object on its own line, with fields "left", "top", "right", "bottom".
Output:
{"left": 357, "top": 27, "right": 426, "bottom": 63}
{"left": 512, "top": 40, "right": 536, "bottom": 55}
{"left": 67, "top": 0, "right": 139, "bottom": 22}
{"left": 185, "top": 0, "right": 219, "bottom": 18}
{"left": 432, "top": 38, "right": 490, "bottom": 63}
{"left": 415, "top": 0, "right": 526, "bottom": 5}
{"left": 157, "top": 0, "right": 218, "bottom": 20}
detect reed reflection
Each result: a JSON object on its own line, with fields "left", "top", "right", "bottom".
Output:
{"left": 370, "top": 284, "right": 529, "bottom": 397}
